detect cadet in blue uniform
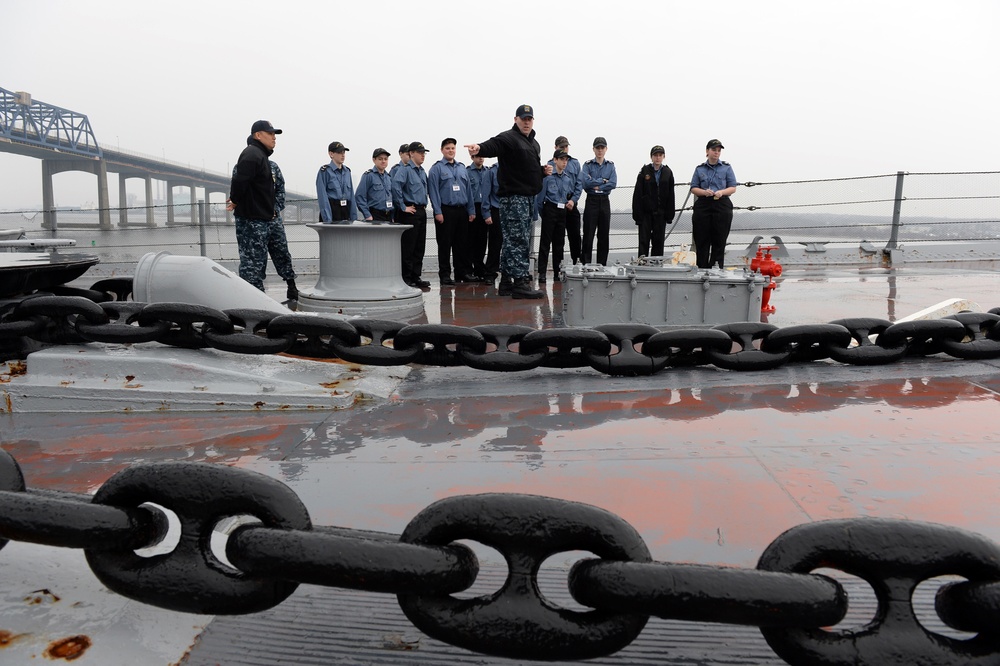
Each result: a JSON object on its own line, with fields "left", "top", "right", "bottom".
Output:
{"left": 480, "top": 162, "right": 503, "bottom": 284}
{"left": 355, "top": 148, "right": 395, "bottom": 223}
{"left": 316, "top": 141, "right": 354, "bottom": 223}
{"left": 581, "top": 136, "right": 617, "bottom": 265}
{"left": 391, "top": 141, "right": 432, "bottom": 289}
{"left": 390, "top": 143, "right": 410, "bottom": 178}
{"left": 229, "top": 119, "right": 282, "bottom": 292}
{"left": 467, "top": 154, "right": 491, "bottom": 281}
{"left": 428, "top": 138, "right": 476, "bottom": 285}
{"left": 690, "top": 139, "right": 738, "bottom": 269}
{"left": 534, "top": 149, "right": 575, "bottom": 282}
{"left": 390, "top": 144, "right": 411, "bottom": 225}
{"left": 554, "top": 136, "right": 583, "bottom": 265}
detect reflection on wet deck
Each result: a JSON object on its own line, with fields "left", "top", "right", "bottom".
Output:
{"left": 4, "top": 264, "right": 1000, "bottom": 564}
{"left": 4, "top": 363, "right": 1000, "bottom": 568}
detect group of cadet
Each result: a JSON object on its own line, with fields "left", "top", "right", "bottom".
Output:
{"left": 228, "top": 109, "right": 738, "bottom": 302}
{"left": 315, "top": 139, "right": 502, "bottom": 291}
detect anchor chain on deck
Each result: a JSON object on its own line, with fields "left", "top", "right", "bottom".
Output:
{"left": 0, "top": 448, "right": 998, "bottom": 664}
{"left": 3, "top": 288, "right": 1000, "bottom": 375}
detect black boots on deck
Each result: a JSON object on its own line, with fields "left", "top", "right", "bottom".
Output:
{"left": 497, "top": 273, "right": 542, "bottom": 299}
{"left": 286, "top": 279, "right": 299, "bottom": 301}
{"left": 510, "top": 276, "right": 543, "bottom": 299}
{"left": 497, "top": 274, "right": 513, "bottom": 296}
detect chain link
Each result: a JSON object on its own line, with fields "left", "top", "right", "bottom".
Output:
{"left": 0, "top": 450, "right": 998, "bottom": 664}
{"left": 5, "top": 295, "right": 1000, "bottom": 373}
{"left": 758, "top": 519, "right": 1000, "bottom": 665}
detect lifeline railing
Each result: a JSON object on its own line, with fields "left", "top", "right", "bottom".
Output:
{"left": 1, "top": 171, "right": 996, "bottom": 274}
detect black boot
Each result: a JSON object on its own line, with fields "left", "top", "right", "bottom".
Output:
{"left": 286, "top": 279, "right": 299, "bottom": 301}
{"left": 497, "top": 274, "right": 513, "bottom": 296}
{"left": 510, "top": 276, "right": 543, "bottom": 299}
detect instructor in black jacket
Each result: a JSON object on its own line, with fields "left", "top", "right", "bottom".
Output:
{"left": 228, "top": 119, "right": 281, "bottom": 290}
{"left": 630, "top": 144, "right": 676, "bottom": 258}
{"left": 465, "top": 104, "right": 551, "bottom": 299}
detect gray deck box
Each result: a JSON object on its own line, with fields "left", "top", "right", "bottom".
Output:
{"left": 561, "top": 259, "right": 767, "bottom": 328}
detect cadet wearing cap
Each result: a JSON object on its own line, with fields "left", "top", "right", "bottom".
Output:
{"left": 428, "top": 138, "right": 476, "bottom": 285}
{"left": 552, "top": 136, "right": 583, "bottom": 265}
{"left": 690, "top": 139, "right": 738, "bottom": 269}
{"left": 355, "top": 148, "right": 395, "bottom": 223}
{"left": 390, "top": 144, "right": 411, "bottom": 179}
{"left": 581, "top": 136, "right": 617, "bottom": 265}
{"left": 534, "top": 149, "right": 575, "bottom": 282}
{"left": 390, "top": 144, "right": 411, "bottom": 225}
{"left": 228, "top": 119, "right": 287, "bottom": 292}
{"left": 479, "top": 161, "right": 503, "bottom": 284}
{"left": 463, "top": 104, "right": 552, "bottom": 300}
{"left": 631, "top": 145, "right": 676, "bottom": 258}
{"left": 317, "top": 141, "right": 355, "bottom": 224}
{"left": 391, "top": 141, "right": 432, "bottom": 288}
{"left": 466, "top": 152, "right": 492, "bottom": 282}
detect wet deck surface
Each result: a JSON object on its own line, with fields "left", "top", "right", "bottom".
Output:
{"left": 2, "top": 263, "right": 1000, "bottom": 664}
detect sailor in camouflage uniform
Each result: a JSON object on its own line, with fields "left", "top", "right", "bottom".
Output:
{"left": 267, "top": 160, "right": 298, "bottom": 299}
{"left": 229, "top": 120, "right": 297, "bottom": 300}
{"left": 465, "top": 104, "right": 551, "bottom": 299}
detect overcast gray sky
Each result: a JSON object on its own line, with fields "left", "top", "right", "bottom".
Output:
{"left": 2, "top": 0, "right": 997, "bottom": 209}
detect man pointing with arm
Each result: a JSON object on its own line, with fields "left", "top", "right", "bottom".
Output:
{"left": 465, "top": 104, "right": 552, "bottom": 299}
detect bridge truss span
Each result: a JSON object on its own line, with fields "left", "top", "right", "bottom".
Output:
{"left": 0, "top": 87, "right": 101, "bottom": 160}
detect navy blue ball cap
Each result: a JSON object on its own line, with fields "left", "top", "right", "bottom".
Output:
{"left": 516, "top": 104, "right": 534, "bottom": 119}
{"left": 251, "top": 120, "right": 282, "bottom": 134}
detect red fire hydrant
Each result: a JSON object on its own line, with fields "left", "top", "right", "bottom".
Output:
{"left": 750, "top": 245, "right": 782, "bottom": 313}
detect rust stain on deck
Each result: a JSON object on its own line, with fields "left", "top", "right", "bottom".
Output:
{"left": 0, "top": 630, "right": 28, "bottom": 647}
{"left": 44, "top": 635, "right": 91, "bottom": 661}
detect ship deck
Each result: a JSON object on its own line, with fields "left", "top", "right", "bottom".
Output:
{"left": 2, "top": 263, "right": 1000, "bottom": 664}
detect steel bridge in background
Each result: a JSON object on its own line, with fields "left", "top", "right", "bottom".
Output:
{"left": 0, "top": 87, "right": 315, "bottom": 230}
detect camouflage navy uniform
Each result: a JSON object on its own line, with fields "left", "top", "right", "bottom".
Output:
{"left": 232, "top": 160, "right": 297, "bottom": 291}
{"left": 498, "top": 196, "right": 533, "bottom": 278}
{"left": 266, "top": 161, "right": 296, "bottom": 282}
